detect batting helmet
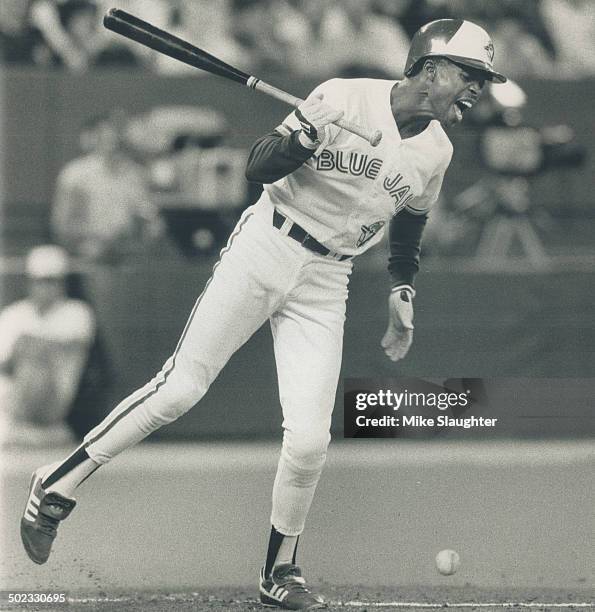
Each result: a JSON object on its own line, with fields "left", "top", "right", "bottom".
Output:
{"left": 404, "top": 19, "right": 506, "bottom": 83}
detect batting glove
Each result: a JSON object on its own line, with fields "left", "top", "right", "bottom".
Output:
{"left": 381, "top": 285, "right": 415, "bottom": 362}
{"left": 295, "top": 93, "right": 344, "bottom": 148}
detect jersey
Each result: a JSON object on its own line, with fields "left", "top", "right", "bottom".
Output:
{"left": 265, "top": 78, "right": 453, "bottom": 256}
{"left": 52, "top": 154, "right": 154, "bottom": 242}
{"left": 0, "top": 298, "right": 95, "bottom": 416}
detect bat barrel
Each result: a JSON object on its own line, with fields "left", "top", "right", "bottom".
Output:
{"left": 103, "top": 8, "right": 250, "bottom": 85}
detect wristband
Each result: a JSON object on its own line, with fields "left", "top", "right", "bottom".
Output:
{"left": 297, "top": 130, "right": 319, "bottom": 149}
{"left": 391, "top": 284, "right": 416, "bottom": 299}
{"left": 295, "top": 108, "right": 320, "bottom": 143}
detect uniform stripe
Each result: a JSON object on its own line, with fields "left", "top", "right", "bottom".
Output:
{"left": 42, "top": 446, "right": 89, "bottom": 488}
{"left": 84, "top": 213, "right": 254, "bottom": 448}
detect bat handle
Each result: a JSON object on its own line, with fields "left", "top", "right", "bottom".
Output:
{"left": 248, "top": 78, "right": 383, "bottom": 147}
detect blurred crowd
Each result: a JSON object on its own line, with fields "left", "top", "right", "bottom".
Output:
{"left": 1, "top": 0, "right": 594, "bottom": 79}
{"left": 1, "top": 0, "right": 592, "bottom": 448}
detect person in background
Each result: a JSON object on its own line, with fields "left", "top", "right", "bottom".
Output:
{"left": 255, "top": 0, "right": 410, "bottom": 78}
{"left": 28, "top": 0, "right": 95, "bottom": 71}
{"left": 0, "top": 0, "right": 39, "bottom": 65}
{"left": 0, "top": 245, "right": 95, "bottom": 448}
{"left": 51, "top": 112, "right": 164, "bottom": 264}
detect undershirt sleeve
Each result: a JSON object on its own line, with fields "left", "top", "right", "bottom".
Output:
{"left": 245, "top": 129, "right": 315, "bottom": 185}
{"left": 388, "top": 209, "right": 428, "bottom": 288}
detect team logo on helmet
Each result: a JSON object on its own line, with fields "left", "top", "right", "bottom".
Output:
{"left": 484, "top": 41, "right": 494, "bottom": 63}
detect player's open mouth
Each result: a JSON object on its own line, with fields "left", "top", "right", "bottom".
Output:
{"left": 453, "top": 99, "right": 473, "bottom": 122}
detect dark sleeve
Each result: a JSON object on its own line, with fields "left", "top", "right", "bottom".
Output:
{"left": 245, "top": 129, "right": 315, "bottom": 184}
{"left": 387, "top": 209, "right": 428, "bottom": 288}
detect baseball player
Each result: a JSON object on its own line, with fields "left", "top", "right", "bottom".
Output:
{"left": 21, "top": 20, "right": 505, "bottom": 610}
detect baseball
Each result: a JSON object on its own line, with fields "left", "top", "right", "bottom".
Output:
{"left": 435, "top": 549, "right": 460, "bottom": 575}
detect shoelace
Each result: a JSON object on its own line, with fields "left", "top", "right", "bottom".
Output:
{"left": 36, "top": 512, "right": 60, "bottom": 536}
{"left": 281, "top": 579, "right": 310, "bottom": 595}
{"left": 36, "top": 498, "right": 72, "bottom": 536}
{"left": 275, "top": 568, "right": 310, "bottom": 594}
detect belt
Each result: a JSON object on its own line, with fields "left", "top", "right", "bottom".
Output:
{"left": 272, "top": 209, "right": 351, "bottom": 261}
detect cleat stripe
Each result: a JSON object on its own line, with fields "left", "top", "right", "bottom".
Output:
{"left": 279, "top": 589, "right": 288, "bottom": 601}
{"left": 31, "top": 492, "right": 40, "bottom": 505}
{"left": 30, "top": 499, "right": 39, "bottom": 509}
{"left": 24, "top": 510, "right": 37, "bottom": 522}
{"left": 26, "top": 503, "right": 38, "bottom": 516}
{"left": 261, "top": 586, "right": 285, "bottom": 603}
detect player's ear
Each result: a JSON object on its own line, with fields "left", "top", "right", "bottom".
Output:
{"left": 422, "top": 59, "right": 438, "bottom": 83}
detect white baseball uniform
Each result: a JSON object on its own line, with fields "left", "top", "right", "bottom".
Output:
{"left": 0, "top": 297, "right": 95, "bottom": 447}
{"left": 78, "top": 78, "right": 452, "bottom": 536}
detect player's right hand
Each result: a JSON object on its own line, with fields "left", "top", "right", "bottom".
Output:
{"left": 296, "top": 93, "right": 343, "bottom": 147}
{"left": 381, "top": 286, "right": 415, "bottom": 362}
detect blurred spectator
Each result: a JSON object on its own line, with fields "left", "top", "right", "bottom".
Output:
{"left": 29, "top": 0, "right": 141, "bottom": 70}
{"left": 0, "top": 246, "right": 95, "bottom": 448}
{"left": 0, "top": 0, "right": 40, "bottom": 64}
{"left": 29, "top": 0, "right": 93, "bottom": 71}
{"left": 497, "top": 0, "right": 556, "bottom": 60}
{"left": 489, "top": 20, "right": 554, "bottom": 79}
{"left": 51, "top": 112, "right": 164, "bottom": 264}
{"left": 270, "top": 0, "right": 410, "bottom": 78}
{"left": 230, "top": 0, "right": 289, "bottom": 72}
{"left": 95, "top": 0, "right": 172, "bottom": 68}
{"left": 393, "top": 0, "right": 460, "bottom": 39}
{"left": 128, "top": 105, "right": 249, "bottom": 256}
{"left": 154, "top": 0, "right": 247, "bottom": 75}
{"left": 540, "top": 0, "right": 595, "bottom": 78}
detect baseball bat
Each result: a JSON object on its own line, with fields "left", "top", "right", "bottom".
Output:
{"left": 103, "top": 8, "right": 382, "bottom": 147}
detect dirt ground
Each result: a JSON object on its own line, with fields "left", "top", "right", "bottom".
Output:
{"left": 2, "top": 442, "right": 593, "bottom": 611}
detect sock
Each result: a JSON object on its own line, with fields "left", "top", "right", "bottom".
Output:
{"left": 41, "top": 446, "right": 101, "bottom": 499}
{"left": 265, "top": 525, "right": 299, "bottom": 577}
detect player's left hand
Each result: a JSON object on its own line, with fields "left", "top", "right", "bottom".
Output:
{"left": 296, "top": 93, "right": 344, "bottom": 146}
{"left": 381, "top": 286, "right": 415, "bottom": 362}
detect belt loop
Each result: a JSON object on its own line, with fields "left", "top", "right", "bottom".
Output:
{"left": 279, "top": 216, "right": 292, "bottom": 236}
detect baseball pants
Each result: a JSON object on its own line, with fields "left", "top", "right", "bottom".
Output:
{"left": 82, "top": 199, "right": 352, "bottom": 535}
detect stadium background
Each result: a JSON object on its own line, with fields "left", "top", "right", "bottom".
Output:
{"left": 0, "top": 0, "right": 593, "bottom": 604}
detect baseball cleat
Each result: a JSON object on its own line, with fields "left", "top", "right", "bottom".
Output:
{"left": 259, "top": 563, "right": 326, "bottom": 610}
{"left": 20, "top": 469, "right": 76, "bottom": 564}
